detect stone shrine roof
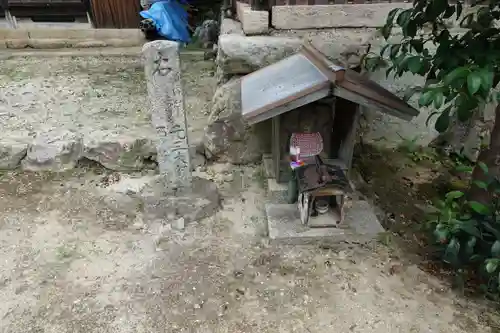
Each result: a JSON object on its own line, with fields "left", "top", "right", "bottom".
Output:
{"left": 241, "top": 43, "right": 419, "bottom": 125}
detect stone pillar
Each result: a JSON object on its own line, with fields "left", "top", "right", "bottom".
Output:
{"left": 143, "top": 40, "right": 192, "bottom": 192}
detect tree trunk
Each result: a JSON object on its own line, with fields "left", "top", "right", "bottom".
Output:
{"left": 469, "top": 104, "right": 500, "bottom": 204}
{"left": 429, "top": 110, "right": 484, "bottom": 161}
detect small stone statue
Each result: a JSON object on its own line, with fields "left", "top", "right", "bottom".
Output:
{"left": 193, "top": 20, "right": 219, "bottom": 49}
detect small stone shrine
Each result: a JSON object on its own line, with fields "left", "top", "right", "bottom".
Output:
{"left": 141, "top": 40, "right": 219, "bottom": 224}
{"left": 241, "top": 43, "right": 419, "bottom": 243}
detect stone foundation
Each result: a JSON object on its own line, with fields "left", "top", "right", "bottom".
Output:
{"left": 0, "top": 28, "right": 145, "bottom": 49}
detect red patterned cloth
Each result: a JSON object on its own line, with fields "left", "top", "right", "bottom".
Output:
{"left": 290, "top": 132, "right": 323, "bottom": 158}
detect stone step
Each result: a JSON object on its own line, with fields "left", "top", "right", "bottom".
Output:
{"left": 267, "top": 178, "right": 288, "bottom": 204}
{"left": 262, "top": 153, "right": 288, "bottom": 204}
{"left": 265, "top": 200, "right": 384, "bottom": 245}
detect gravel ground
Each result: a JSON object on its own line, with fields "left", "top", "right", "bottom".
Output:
{"left": 0, "top": 53, "right": 214, "bottom": 170}
{"left": 0, "top": 163, "right": 497, "bottom": 333}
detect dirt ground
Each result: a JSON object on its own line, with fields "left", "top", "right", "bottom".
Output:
{"left": 0, "top": 52, "right": 213, "bottom": 149}
{"left": 0, "top": 165, "right": 496, "bottom": 333}
{"left": 0, "top": 51, "right": 498, "bottom": 332}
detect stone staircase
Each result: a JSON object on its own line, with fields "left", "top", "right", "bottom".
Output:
{"left": 261, "top": 154, "right": 385, "bottom": 245}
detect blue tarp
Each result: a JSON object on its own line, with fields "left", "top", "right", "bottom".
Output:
{"left": 140, "top": 0, "right": 191, "bottom": 43}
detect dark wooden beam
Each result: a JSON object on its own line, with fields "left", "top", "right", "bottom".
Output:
{"left": 250, "top": 0, "right": 268, "bottom": 10}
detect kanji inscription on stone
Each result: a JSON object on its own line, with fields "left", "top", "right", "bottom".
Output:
{"left": 143, "top": 40, "right": 192, "bottom": 190}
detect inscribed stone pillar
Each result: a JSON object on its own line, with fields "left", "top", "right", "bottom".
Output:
{"left": 143, "top": 40, "right": 192, "bottom": 191}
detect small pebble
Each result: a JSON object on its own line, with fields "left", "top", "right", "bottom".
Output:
{"left": 174, "top": 217, "right": 185, "bottom": 230}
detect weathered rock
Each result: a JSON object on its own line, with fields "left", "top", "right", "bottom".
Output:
{"left": 216, "top": 35, "right": 302, "bottom": 76}
{"left": 106, "top": 38, "right": 144, "bottom": 48}
{"left": 27, "top": 39, "right": 68, "bottom": 49}
{"left": 5, "top": 39, "right": 29, "bottom": 49}
{"left": 236, "top": 1, "right": 269, "bottom": 35}
{"left": 22, "top": 130, "right": 83, "bottom": 171}
{"left": 215, "top": 66, "right": 231, "bottom": 85}
{"left": 0, "top": 140, "right": 28, "bottom": 169}
{"left": 270, "top": 28, "right": 377, "bottom": 69}
{"left": 193, "top": 20, "right": 219, "bottom": 48}
{"left": 189, "top": 142, "right": 207, "bottom": 170}
{"left": 204, "top": 77, "right": 262, "bottom": 164}
{"left": 220, "top": 18, "right": 244, "bottom": 36}
{"left": 83, "top": 133, "right": 156, "bottom": 171}
{"left": 71, "top": 40, "right": 108, "bottom": 48}
{"left": 140, "top": 176, "right": 220, "bottom": 223}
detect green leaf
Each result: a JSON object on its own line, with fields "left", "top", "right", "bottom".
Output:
{"left": 446, "top": 191, "right": 464, "bottom": 201}
{"left": 486, "top": 258, "right": 499, "bottom": 273}
{"left": 460, "top": 13, "right": 474, "bottom": 28}
{"left": 435, "top": 108, "right": 451, "bottom": 133}
{"left": 396, "top": 9, "right": 412, "bottom": 27}
{"left": 467, "top": 72, "right": 483, "bottom": 95}
{"left": 444, "top": 67, "right": 469, "bottom": 86}
{"left": 380, "top": 44, "right": 391, "bottom": 57}
{"left": 426, "top": 111, "right": 440, "bottom": 127}
{"left": 465, "top": 236, "right": 477, "bottom": 257}
{"left": 419, "top": 90, "right": 435, "bottom": 107}
{"left": 386, "top": 8, "right": 401, "bottom": 25}
{"left": 478, "top": 161, "right": 489, "bottom": 175}
{"left": 407, "top": 56, "right": 422, "bottom": 74}
{"left": 483, "top": 222, "right": 500, "bottom": 239}
{"left": 479, "top": 69, "right": 494, "bottom": 92}
{"left": 455, "top": 165, "right": 473, "bottom": 173}
{"left": 454, "top": 220, "right": 481, "bottom": 238}
{"left": 410, "top": 40, "right": 424, "bottom": 53}
{"left": 405, "top": 20, "right": 418, "bottom": 38}
{"left": 456, "top": 2, "right": 463, "bottom": 19}
{"left": 434, "top": 228, "right": 449, "bottom": 243}
{"left": 455, "top": 94, "right": 478, "bottom": 122}
{"left": 390, "top": 44, "right": 401, "bottom": 58}
{"left": 365, "top": 57, "right": 381, "bottom": 71}
{"left": 443, "top": 237, "right": 460, "bottom": 264}
{"left": 380, "top": 25, "right": 392, "bottom": 40}
{"left": 385, "top": 66, "right": 394, "bottom": 77}
{"left": 432, "top": 0, "right": 448, "bottom": 16}
{"left": 473, "top": 180, "right": 488, "bottom": 189}
{"left": 443, "top": 5, "right": 455, "bottom": 19}
{"left": 468, "top": 201, "right": 491, "bottom": 215}
{"left": 433, "top": 91, "right": 444, "bottom": 109}
{"left": 403, "top": 86, "right": 422, "bottom": 102}
{"left": 492, "top": 241, "right": 500, "bottom": 257}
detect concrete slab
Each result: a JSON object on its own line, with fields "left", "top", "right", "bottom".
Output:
{"left": 272, "top": 4, "right": 413, "bottom": 30}
{"left": 345, "top": 200, "right": 385, "bottom": 236}
{"left": 266, "top": 203, "right": 348, "bottom": 245}
{"left": 235, "top": 1, "right": 269, "bottom": 35}
{"left": 262, "top": 153, "right": 274, "bottom": 178}
{"left": 267, "top": 178, "right": 287, "bottom": 204}
{"left": 266, "top": 200, "right": 383, "bottom": 245}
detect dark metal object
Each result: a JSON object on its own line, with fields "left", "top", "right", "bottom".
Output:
{"left": 5, "top": 0, "right": 88, "bottom": 21}
{"left": 296, "top": 162, "right": 350, "bottom": 193}
{"left": 250, "top": 0, "right": 268, "bottom": 10}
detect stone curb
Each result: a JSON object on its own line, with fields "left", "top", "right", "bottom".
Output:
{"left": 0, "top": 28, "right": 143, "bottom": 40}
{"left": 0, "top": 48, "right": 205, "bottom": 60}
{"left": 0, "top": 47, "right": 142, "bottom": 59}
{"left": 0, "top": 28, "right": 147, "bottom": 50}
{"left": 0, "top": 38, "right": 146, "bottom": 50}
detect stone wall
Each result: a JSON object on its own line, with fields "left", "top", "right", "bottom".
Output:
{"left": 204, "top": 4, "right": 488, "bottom": 164}
{"left": 0, "top": 28, "right": 145, "bottom": 49}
